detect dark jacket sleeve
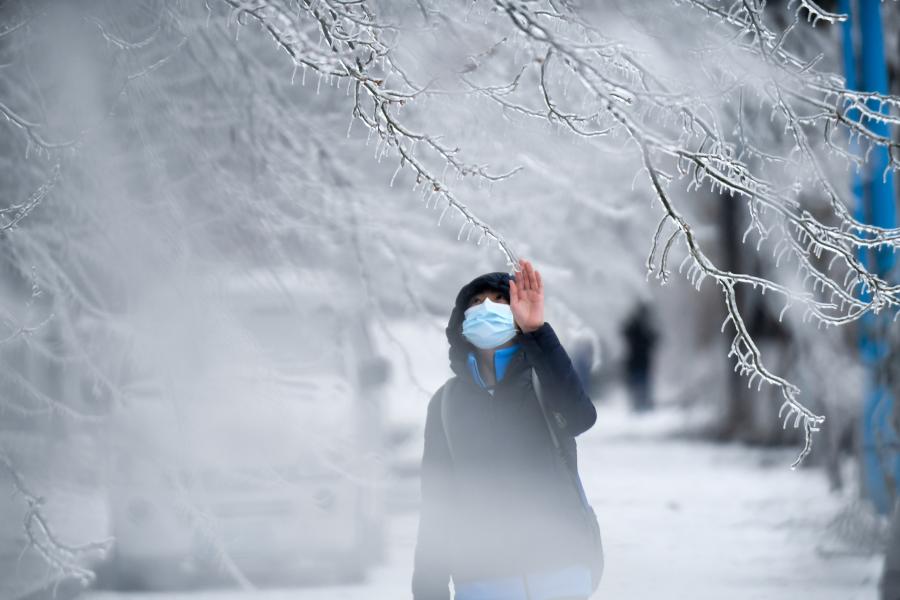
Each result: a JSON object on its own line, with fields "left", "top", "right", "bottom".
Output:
{"left": 411, "top": 385, "right": 454, "bottom": 600}
{"left": 519, "top": 322, "right": 597, "bottom": 437}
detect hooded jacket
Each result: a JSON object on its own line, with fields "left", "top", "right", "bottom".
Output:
{"left": 411, "top": 272, "right": 598, "bottom": 599}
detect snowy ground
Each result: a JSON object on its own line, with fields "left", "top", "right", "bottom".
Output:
{"left": 81, "top": 391, "right": 883, "bottom": 600}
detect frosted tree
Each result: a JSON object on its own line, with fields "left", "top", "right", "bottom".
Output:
{"left": 204, "top": 0, "right": 900, "bottom": 466}
{"left": 2, "top": 0, "right": 900, "bottom": 592}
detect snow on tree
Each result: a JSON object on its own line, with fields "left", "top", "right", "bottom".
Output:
{"left": 1, "top": 0, "right": 899, "bottom": 591}
{"left": 206, "top": 0, "right": 900, "bottom": 465}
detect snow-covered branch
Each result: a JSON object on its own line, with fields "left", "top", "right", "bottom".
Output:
{"left": 193, "top": 0, "right": 900, "bottom": 465}
{"left": 447, "top": 0, "right": 898, "bottom": 464}
{"left": 221, "top": 0, "right": 523, "bottom": 265}
{"left": 0, "top": 451, "right": 112, "bottom": 588}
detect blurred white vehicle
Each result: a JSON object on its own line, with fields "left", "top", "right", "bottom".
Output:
{"left": 102, "top": 269, "right": 389, "bottom": 590}
{"left": 373, "top": 318, "right": 450, "bottom": 513}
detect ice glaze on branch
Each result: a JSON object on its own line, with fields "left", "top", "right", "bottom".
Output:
{"left": 0, "top": 451, "right": 112, "bottom": 588}
{"left": 487, "top": 0, "right": 900, "bottom": 465}
{"left": 221, "top": 0, "right": 522, "bottom": 265}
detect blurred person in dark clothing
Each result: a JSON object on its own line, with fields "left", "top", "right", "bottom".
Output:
{"left": 570, "top": 335, "right": 595, "bottom": 396}
{"left": 621, "top": 303, "right": 658, "bottom": 412}
{"left": 411, "top": 259, "right": 599, "bottom": 600}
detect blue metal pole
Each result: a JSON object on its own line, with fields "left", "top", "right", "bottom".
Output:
{"left": 841, "top": 0, "right": 885, "bottom": 514}
{"left": 854, "top": 0, "right": 898, "bottom": 515}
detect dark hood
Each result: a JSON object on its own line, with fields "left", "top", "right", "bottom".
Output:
{"left": 445, "top": 271, "right": 515, "bottom": 376}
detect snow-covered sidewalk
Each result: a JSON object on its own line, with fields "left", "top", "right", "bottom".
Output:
{"left": 583, "top": 400, "right": 881, "bottom": 600}
{"left": 84, "top": 398, "right": 883, "bottom": 600}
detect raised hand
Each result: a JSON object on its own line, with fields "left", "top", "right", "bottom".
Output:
{"left": 509, "top": 258, "right": 545, "bottom": 334}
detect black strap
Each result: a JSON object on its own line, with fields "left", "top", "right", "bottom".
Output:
{"left": 531, "top": 370, "right": 579, "bottom": 479}
{"left": 439, "top": 379, "right": 457, "bottom": 462}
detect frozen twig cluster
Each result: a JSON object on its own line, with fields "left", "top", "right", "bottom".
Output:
{"left": 222, "top": 0, "right": 900, "bottom": 466}
{"left": 219, "top": 0, "right": 523, "bottom": 266}
{"left": 0, "top": 451, "right": 112, "bottom": 587}
{"left": 480, "top": 0, "right": 900, "bottom": 466}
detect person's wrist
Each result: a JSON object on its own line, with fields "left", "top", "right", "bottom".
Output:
{"left": 520, "top": 321, "right": 545, "bottom": 334}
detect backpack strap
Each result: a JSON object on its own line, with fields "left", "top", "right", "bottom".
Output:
{"left": 532, "top": 369, "right": 591, "bottom": 507}
{"left": 439, "top": 378, "right": 457, "bottom": 462}
{"left": 531, "top": 369, "right": 568, "bottom": 446}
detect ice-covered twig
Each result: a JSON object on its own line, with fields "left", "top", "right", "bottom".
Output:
{"left": 0, "top": 451, "right": 113, "bottom": 587}
{"left": 221, "top": 0, "right": 521, "bottom": 265}
{"left": 485, "top": 0, "right": 900, "bottom": 464}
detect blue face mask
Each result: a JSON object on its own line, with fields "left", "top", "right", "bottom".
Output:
{"left": 462, "top": 298, "right": 518, "bottom": 350}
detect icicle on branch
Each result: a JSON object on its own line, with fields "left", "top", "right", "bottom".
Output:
{"left": 221, "top": 0, "right": 523, "bottom": 267}
{"left": 482, "top": 0, "right": 900, "bottom": 465}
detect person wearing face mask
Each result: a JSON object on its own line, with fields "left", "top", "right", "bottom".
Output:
{"left": 411, "top": 259, "right": 600, "bottom": 600}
